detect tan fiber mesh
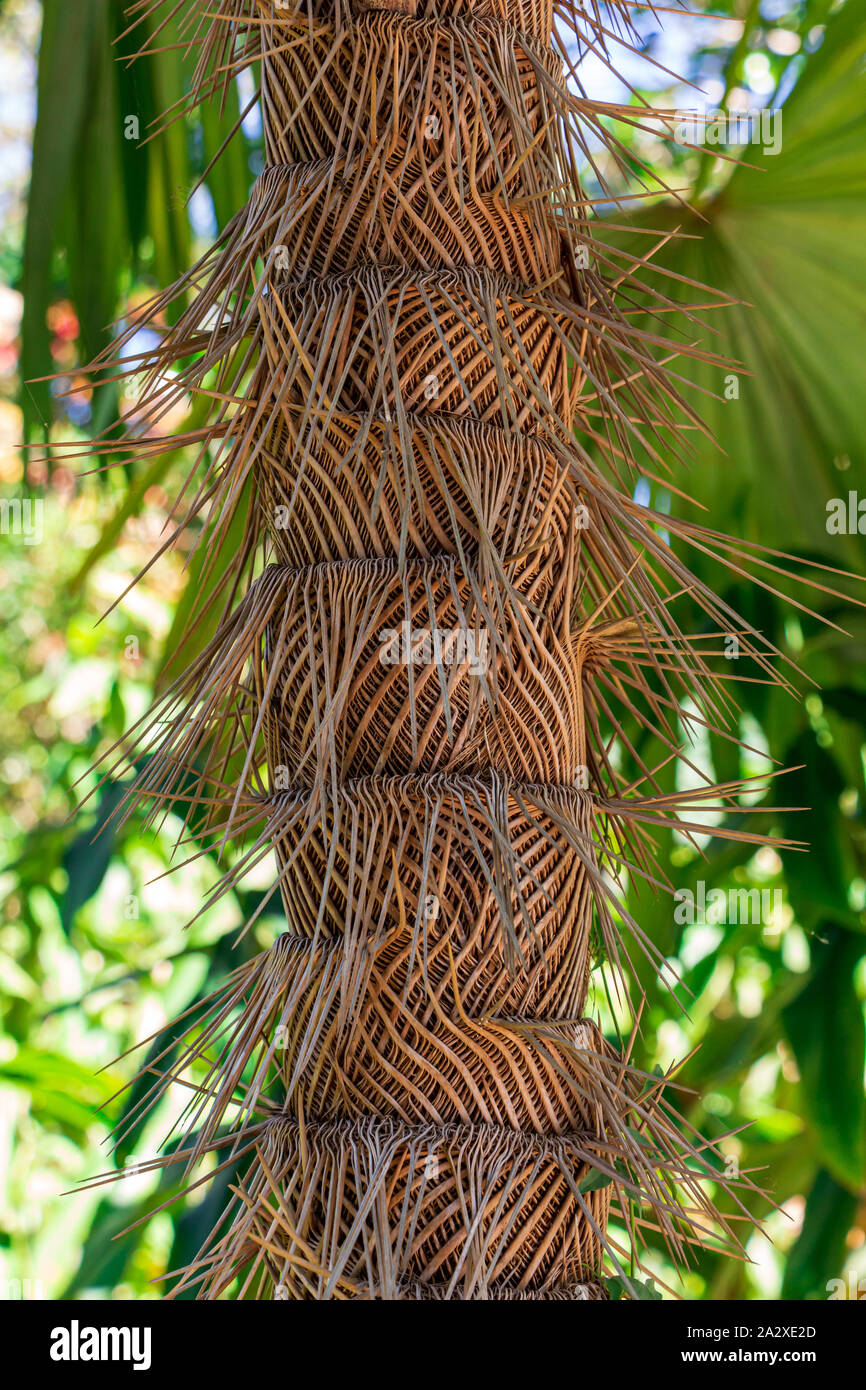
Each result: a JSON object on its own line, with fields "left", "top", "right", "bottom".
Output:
{"left": 71, "top": 0, "right": 819, "bottom": 1299}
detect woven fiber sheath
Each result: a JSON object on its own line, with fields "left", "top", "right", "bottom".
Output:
{"left": 78, "top": 0, "right": 805, "bottom": 1299}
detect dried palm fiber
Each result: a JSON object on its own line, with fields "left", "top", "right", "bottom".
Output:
{"left": 70, "top": 0, "right": 848, "bottom": 1300}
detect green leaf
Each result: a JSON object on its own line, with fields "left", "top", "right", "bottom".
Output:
{"left": 199, "top": 78, "right": 251, "bottom": 233}
{"left": 67, "top": 2, "right": 127, "bottom": 369}
{"left": 578, "top": 1168, "right": 614, "bottom": 1194}
{"left": 783, "top": 926, "right": 866, "bottom": 1191}
{"left": 21, "top": 0, "right": 100, "bottom": 431}
{"left": 157, "top": 476, "right": 252, "bottom": 689}
{"left": 779, "top": 737, "right": 858, "bottom": 931}
{"left": 1, "top": 1045, "right": 119, "bottom": 1130}
{"left": 166, "top": 1156, "right": 245, "bottom": 1298}
{"left": 68, "top": 396, "right": 212, "bottom": 594}
{"left": 601, "top": 2, "right": 866, "bottom": 578}
{"left": 62, "top": 1199, "right": 141, "bottom": 1298}
{"left": 602, "top": 1274, "right": 663, "bottom": 1301}
{"left": 782, "top": 1168, "right": 859, "bottom": 1301}
{"left": 61, "top": 781, "right": 128, "bottom": 933}
{"left": 112, "top": 3, "right": 158, "bottom": 258}
{"left": 145, "top": 17, "right": 191, "bottom": 295}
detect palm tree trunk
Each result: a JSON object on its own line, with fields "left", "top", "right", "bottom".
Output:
{"left": 98, "top": 0, "right": 778, "bottom": 1298}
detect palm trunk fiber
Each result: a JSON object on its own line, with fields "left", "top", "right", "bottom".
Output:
{"left": 88, "top": 0, "right": 794, "bottom": 1298}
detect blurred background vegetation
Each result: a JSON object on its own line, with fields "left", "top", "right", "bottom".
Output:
{"left": 0, "top": 0, "right": 864, "bottom": 1301}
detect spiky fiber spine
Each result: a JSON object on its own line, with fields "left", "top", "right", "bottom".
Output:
{"left": 87, "top": 0, "right": 799, "bottom": 1298}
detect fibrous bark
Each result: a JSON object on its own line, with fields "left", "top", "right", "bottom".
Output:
{"left": 82, "top": 0, "right": 800, "bottom": 1298}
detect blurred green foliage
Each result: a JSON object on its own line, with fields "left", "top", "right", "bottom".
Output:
{"left": 0, "top": 0, "right": 864, "bottom": 1301}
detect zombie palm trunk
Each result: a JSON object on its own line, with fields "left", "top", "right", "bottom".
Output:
{"left": 87, "top": 0, "right": 794, "bottom": 1298}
